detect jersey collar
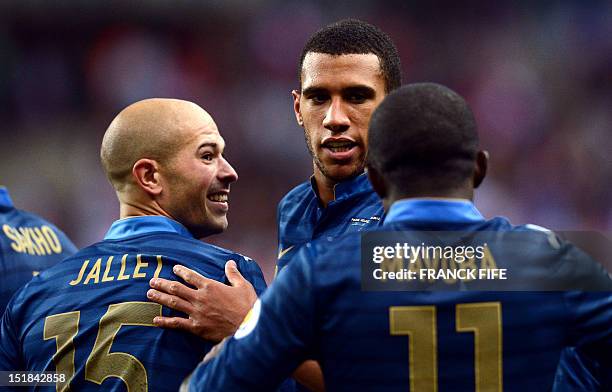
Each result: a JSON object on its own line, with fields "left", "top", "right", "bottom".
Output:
{"left": 309, "top": 172, "right": 372, "bottom": 203}
{"left": 384, "top": 198, "right": 485, "bottom": 226}
{"left": 104, "top": 216, "right": 194, "bottom": 240}
{"left": 0, "top": 187, "right": 15, "bottom": 210}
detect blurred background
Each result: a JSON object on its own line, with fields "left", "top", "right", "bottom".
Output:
{"left": 0, "top": 0, "right": 610, "bottom": 281}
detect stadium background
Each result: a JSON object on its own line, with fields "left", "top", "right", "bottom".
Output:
{"left": 0, "top": 1, "right": 610, "bottom": 281}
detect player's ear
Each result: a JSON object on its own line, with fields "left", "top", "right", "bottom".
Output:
{"left": 292, "top": 89, "right": 304, "bottom": 127}
{"left": 132, "top": 158, "right": 163, "bottom": 196}
{"left": 473, "top": 150, "right": 488, "bottom": 189}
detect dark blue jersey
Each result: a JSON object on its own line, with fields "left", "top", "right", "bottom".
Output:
{"left": 0, "top": 187, "right": 77, "bottom": 313}
{"left": 276, "top": 173, "right": 383, "bottom": 274}
{"left": 186, "top": 199, "right": 612, "bottom": 391}
{"left": 0, "top": 216, "right": 267, "bottom": 392}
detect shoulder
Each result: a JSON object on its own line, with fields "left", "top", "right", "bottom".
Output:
{"left": 291, "top": 232, "right": 362, "bottom": 280}
{"left": 197, "top": 241, "right": 258, "bottom": 266}
{"left": 88, "top": 233, "right": 251, "bottom": 266}
{"left": 161, "top": 237, "right": 261, "bottom": 274}
{"left": 487, "top": 219, "right": 611, "bottom": 289}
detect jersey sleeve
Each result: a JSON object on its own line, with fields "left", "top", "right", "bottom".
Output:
{"left": 235, "top": 255, "right": 268, "bottom": 296}
{"left": 185, "top": 245, "right": 318, "bottom": 391}
{"left": 0, "top": 296, "right": 23, "bottom": 370}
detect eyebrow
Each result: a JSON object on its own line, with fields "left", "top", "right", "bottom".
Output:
{"left": 198, "top": 142, "right": 217, "bottom": 149}
{"left": 302, "top": 84, "right": 377, "bottom": 96}
{"left": 344, "top": 85, "right": 376, "bottom": 97}
{"left": 301, "top": 87, "right": 327, "bottom": 96}
{"left": 198, "top": 141, "right": 228, "bottom": 153}
{"left": 197, "top": 142, "right": 221, "bottom": 153}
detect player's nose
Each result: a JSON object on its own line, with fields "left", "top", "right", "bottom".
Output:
{"left": 323, "top": 98, "right": 350, "bottom": 134}
{"left": 218, "top": 156, "right": 238, "bottom": 184}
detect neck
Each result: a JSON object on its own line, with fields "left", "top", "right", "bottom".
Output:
{"left": 119, "top": 200, "right": 173, "bottom": 220}
{"left": 313, "top": 170, "right": 336, "bottom": 208}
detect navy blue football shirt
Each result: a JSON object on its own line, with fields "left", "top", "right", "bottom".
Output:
{"left": 185, "top": 199, "right": 612, "bottom": 391}
{"left": 0, "top": 187, "right": 77, "bottom": 313}
{"left": 276, "top": 173, "right": 383, "bottom": 274}
{"left": 0, "top": 216, "right": 267, "bottom": 391}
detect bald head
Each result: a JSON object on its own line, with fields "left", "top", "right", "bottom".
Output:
{"left": 101, "top": 98, "right": 215, "bottom": 191}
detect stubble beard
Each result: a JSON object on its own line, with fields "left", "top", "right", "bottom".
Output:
{"left": 304, "top": 130, "right": 365, "bottom": 184}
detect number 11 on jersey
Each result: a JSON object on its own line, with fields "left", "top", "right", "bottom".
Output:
{"left": 390, "top": 302, "right": 502, "bottom": 392}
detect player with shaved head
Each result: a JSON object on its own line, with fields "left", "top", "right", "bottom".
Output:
{"left": 0, "top": 98, "right": 267, "bottom": 391}
{"left": 101, "top": 99, "right": 235, "bottom": 238}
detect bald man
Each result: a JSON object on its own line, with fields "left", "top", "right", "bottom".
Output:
{"left": 0, "top": 99, "right": 267, "bottom": 391}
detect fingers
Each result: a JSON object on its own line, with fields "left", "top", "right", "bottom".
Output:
{"left": 147, "top": 289, "right": 193, "bottom": 314}
{"left": 225, "top": 260, "right": 247, "bottom": 287}
{"left": 152, "top": 315, "right": 194, "bottom": 332}
{"left": 172, "top": 265, "right": 210, "bottom": 288}
{"left": 149, "top": 277, "right": 197, "bottom": 302}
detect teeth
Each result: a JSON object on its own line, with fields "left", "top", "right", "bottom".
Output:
{"left": 329, "top": 147, "right": 351, "bottom": 152}
{"left": 326, "top": 141, "right": 353, "bottom": 148}
{"left": 208, "top": 194, "right": 228, "bottom": 202}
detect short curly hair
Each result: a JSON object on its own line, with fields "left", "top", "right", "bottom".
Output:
{"left": 299, "top": 19, "right": 402, "bottom": 92}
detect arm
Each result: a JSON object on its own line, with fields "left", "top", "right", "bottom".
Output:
{"left": 147, "top": 260, "right": 258, "bottom": 342}
{"left": 183, "top": 251, "right": 318, "bottom": 391}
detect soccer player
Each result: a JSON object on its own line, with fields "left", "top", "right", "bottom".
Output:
{"left": 148, "top": 20, "right": 401, "bottom": 389}
{"left": 277, "top": 18, "right": 401, "bottom": 273}
{"left": 0, "top": 186, "right": 77, "bottom": 313}
{"left": 0, "top": 99, "right": 267, "bottom": 391}
{"left": 180, "top": 83, "right": 612, "bottom": 391}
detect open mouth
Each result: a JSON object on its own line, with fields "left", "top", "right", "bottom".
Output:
{"left": 322, "top": 140, "right": 357, "bottom": 153}
{"left": 207, "top": 193, "right": 228, "bottom": 203}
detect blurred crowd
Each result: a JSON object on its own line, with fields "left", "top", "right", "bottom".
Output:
{"left": 1, "top": 0, "right": 610, "bottom": 280}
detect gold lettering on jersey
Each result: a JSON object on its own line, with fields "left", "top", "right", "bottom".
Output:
{"left": 380, "top": 256, "right": 403, "bottom": 282}
{"left": 3, "top": 224, "right": 23, "bottom": 252}
{"left": 133, "top": 254, "right": 148, "bottom": 278}
{"left": 101, "top": 256, "right": 115, "bottom": 282}
{"left": 1, "top": 224, "right": 63, "bottom": 255}
{"left": 68, "top": 254, "right": 166, "bottom": 287}
{"left": 458, "top": 256, "right": 478, "bottom": 282}
{"left": 84, "top": 258, "right": 102, "bottom": 284}
{"left": 18, "top": 227, "right": 37, "bottom": 254}
{"left": 153, "top": 255, "right": 163, "bottom": 279}
{"left": 117, "top": 254, "right": 130, "bottom": 280}
{"left": 70, "top": 259, "right": 90, "bottom": 286}
{"left": 31, "top": 227, "right": 51, "bottom": 254}
{"left": 42, "top": 226, "right": 62, "bottom": 253}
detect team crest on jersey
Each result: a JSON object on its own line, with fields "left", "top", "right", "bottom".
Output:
{"left": 234, "top": 299, "right": 261, "bottom": 340}
{"left": 350, "top": 215, "right": 381, "bottom": 227}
